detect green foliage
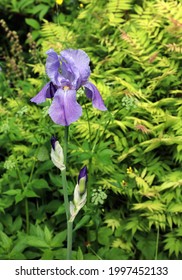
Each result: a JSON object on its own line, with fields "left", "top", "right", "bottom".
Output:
{"left": 0, "top": 0, "right": 55, "bottom": 19}
{"left": 1, "top": 0, "right": 182, "bottom": 260}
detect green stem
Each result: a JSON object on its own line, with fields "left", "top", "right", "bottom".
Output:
{"left": 61, "top": 125, "right": 73, "bottom": 259}
{"left": 61, "top": 168, "right": 69, "bottom": 221}
{"left": 16, "top": 166, "right": 29, "bottom": 233}
{"left": 67, "top": 221, "right": 73, "bottom": 260}
{"left": 85, "top": 105, "right": 92, "bottom": 149}
{"left": 25, "top": 199, "right": 30, "bottom": 233}
{"left": 155, "top": 227, "right": 160, "bottom": 260}
{"left": 88, "top": 246, "right": 102, "bottom": 260}
{"left": 28, "top": 158, "right": 36, "bottom": 183}
{"left": 64, "top": 126, "right": 69, "bottom": 166}
{"left": 85, "top": 106, "right": 92, "bottom": 206}
{"left": 87, "top": 158, "right": 92, "bottom": 205}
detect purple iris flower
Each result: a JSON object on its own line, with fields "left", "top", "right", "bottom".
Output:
{"left": 30, "top": 49, "right": 107, "bottom": 126}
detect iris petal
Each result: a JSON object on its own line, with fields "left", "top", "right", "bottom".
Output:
{"left": 61, "top": 60, "right": 79, "bottom": 89}
{"left": 84, "top": 82, "right": 107, "bottom": 111}
{"left": 30, "top": 82, "right": 56, "bottom": 104}
{"left": 60, "top": 49, "right": 91, "bottom": 88}
{"left": 48, "top": 89, "right": 82, "bottom": 126}
{"left": 78, "top": 166, "right": 88, "bottom": 183}
{"left": 46, "top": 49, "right": 62, "bottom": 86}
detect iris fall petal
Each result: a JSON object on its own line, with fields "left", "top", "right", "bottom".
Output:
{"left": 48, "top": 89, "right": 82, "bottom": 126}
{"left": 84, "top": 82, "right": 107, "bottom": 111}
{"left": 30, "top": 82, "right": 56, "bottom": 104}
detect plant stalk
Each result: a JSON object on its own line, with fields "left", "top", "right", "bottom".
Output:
{"left": 155, "top": 227, "right": 160, "bottom": 260}
{"left": 85, "top": 106, "right": 92, "bottom": 206}
{"left": 16, "top": 166, "right": 30, "bottom": 233}
{"left": 67, "top": 220, "right": 73, "bottom": 260}
{"left": 61, "top": 125, "right": 73, "bottom": 259}
{"left": 64, "top": 125, "right": 69, "bottom": 166}
{"left": 61, "top": 168, "right": 69, "bottom": 221}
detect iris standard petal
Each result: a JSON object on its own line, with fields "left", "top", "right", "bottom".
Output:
{"left": 84, "top": 82, "right": 107, "bottom": 111}
{"left": 60, "top": 49, "right": 91, "bottom": 88}
{"left": 48, "top": 89, "right": 82, "bottom": 126}
{"left": 61, "top": 60, "right": 80, "bottom": 89}
{"left": 30, "top": 82, "right": 56, "bottom": 104}
{"left": 46, "top": 49, "right": 62, "bottom": 86}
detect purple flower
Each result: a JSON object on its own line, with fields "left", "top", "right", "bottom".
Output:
{"left": 31, "top": 49, "right": 107, "bottom": 126}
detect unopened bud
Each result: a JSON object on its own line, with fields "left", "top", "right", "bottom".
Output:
{"left": 50, "top": 136, "right": 65, "bottom": 171}
{"left": 69, "top": 166, "right": 87, "bottom": 222}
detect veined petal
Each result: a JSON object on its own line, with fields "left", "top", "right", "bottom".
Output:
{"left": 30, "top": 82, "right": 56, "bottom": 104}
{"left": 48, "top": 89, "right": 82, "bottom": 126}
{"left": 60, "top": 49, "right": 91, "bottom": 88}
{"left": 84, "top": 82, "right": 107, "bottom": 111}
{"left": 61, "top": 60, "right": 79, "bottom": 89}
{"left": 46, "top": 49, "right": 62, "bottom": 86}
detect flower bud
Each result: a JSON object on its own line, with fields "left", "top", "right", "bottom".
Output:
{"left": 77, "top": 166, "right": 87, "bottom": 195}
{"left": 50, "top": 136, "right": 65, "bottom": 171}
{"left": 69, "top": 166, "right": 87, "bottom": 222}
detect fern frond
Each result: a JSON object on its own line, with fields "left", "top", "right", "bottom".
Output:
{"left": 98, "top": 178, "right": 122, "bottom": 194}
{"left": 166, "top": 43, "right": 182, "bottom": 53}
{"left": 154, "top": 0, "right": 182, "bottom": 18}
{"left": 106, "top": 0, "right": 133, "bottom": 26}
{"left": 41, "top": 20, "right": 75, "bottom": 52}
{"left": 132, "top": 200, "right": 165, "bottom": 212}
{"left": 112, "top": 238, "right": 133, "bottom": 251}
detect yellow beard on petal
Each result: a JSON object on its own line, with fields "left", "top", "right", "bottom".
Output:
{"left": 63, "top": 86, "right": 70, "bottom": 91}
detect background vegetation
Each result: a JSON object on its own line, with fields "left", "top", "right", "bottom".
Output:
{"left": 0, "top": 0, "right": 182, "bottom": 260}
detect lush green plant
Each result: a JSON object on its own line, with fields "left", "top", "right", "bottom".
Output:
{"left": 0, "top": 0, "right": 182, "bottom": 260}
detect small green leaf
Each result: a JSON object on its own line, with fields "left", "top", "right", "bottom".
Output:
{"left": 53, "top": 204, "right": 65, "bottom": 216}
{"left": 136, "top": 233, "right": 156, "bottom": 259}
{"left": 37, "top": 146, "right": 49, "bottom": 162}
{"left": 0, "top": 231, "right": 12, "bottom": 249}
{"left": 98, "top": 227, "right": 112, "bottom": 245}
{"left": 3, "top": 189, "right": 21, "bottom": 196}
{"left": 49, "top": 173, "right": 62, "bottom": 187}
{"left": 15, "top": 192, "right": 25, "bottom": 204}
{"left": 26, "top": 236, "right": 49, "bottom": 249}
{"left": 76, "top": 247, "right": 84, "bottom": 260}
{"left": 12, "top": 216, "right": 22, "bottom": 232}
{"left": 74, "top": 215, "right": 91, "bottom": 231}
{"left": 141, "top": 167, "right": 147, "bottom": 178}
{"left": 25, "top": 18, "right": 40, "bottom": 29}
{"left": 24, "top": 188, "right": 39, "bottom": 198}
{"left": 0, "top": 197, "right": 14, "bottom": 212}
{"left": 167, "top": 203, "right": 182, "bottom": 213}
{"left": 41, "top": 249, "right": 54, "bottom": 260}
{"left": 51, "top": 230, "right": 67, "bottom": 247}
{"left": 29, "top": 179, "right": 50, "bottom": 190}
{"left": 44, "top": 226, "right": 52, "bottom": 244}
